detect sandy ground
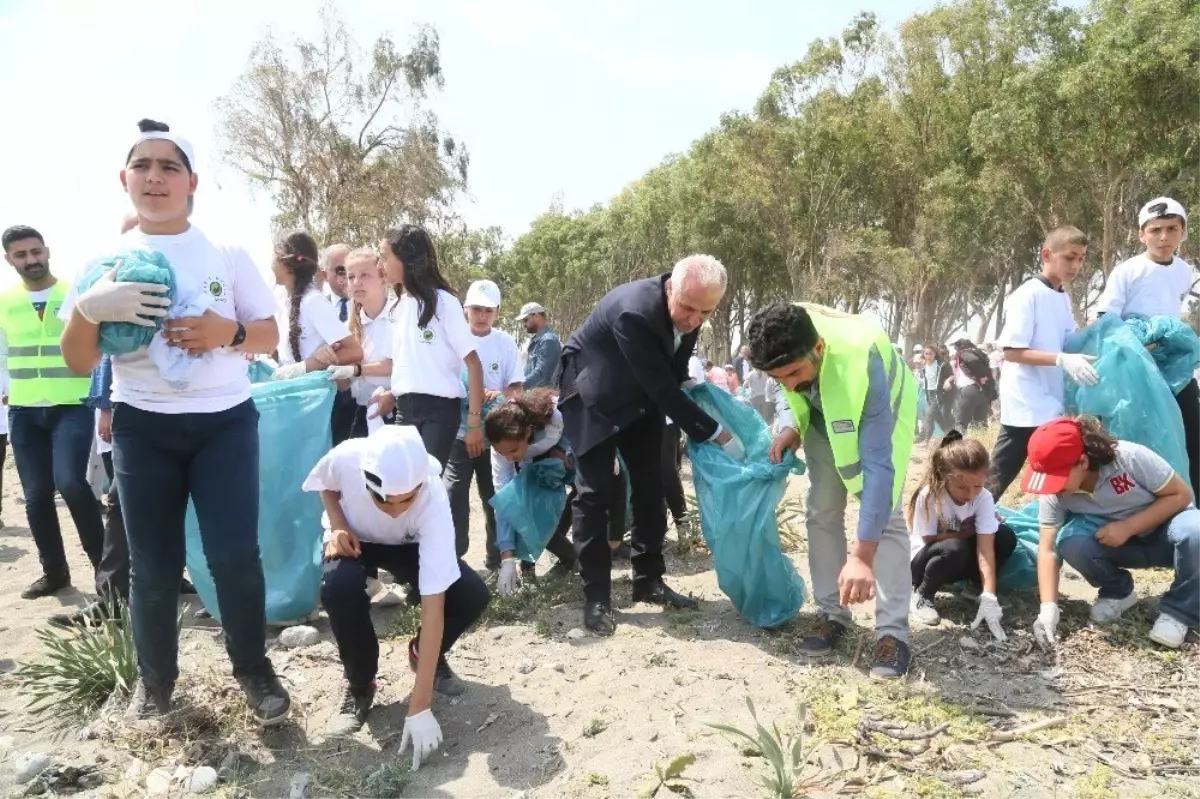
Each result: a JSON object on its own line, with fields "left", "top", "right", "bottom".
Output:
{"left": 0, "top": 440, "right": 1198, "bottom": 799}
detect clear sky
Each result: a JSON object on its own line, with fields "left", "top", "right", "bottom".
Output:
{"left": 0, "top": 0, "right": 937, "bottom": 286}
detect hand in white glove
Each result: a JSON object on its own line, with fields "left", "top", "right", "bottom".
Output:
{"left": 1056, "top": 353, "right": 1099, "bottom": 386}
{"left": 75, "top": 268, "right": 171, "bottom": 327}
{"left": 497, "top": 558, "right": 519, "bottom": 596}
{"left": 970, "top": 592, "right": 1007, "bottom": 642}
{"left": 270, "top": 362, "right": 308, "bottom": 381}
{"left": 681, "top": 379, "right": 700, "bottom": 390}
{"left": 1033, "top": 601, "right": 1060, "bottom": 651}
{"left": 399, "top": 709, "right": 442, "bottom": 770}
{"left": 719, "top": 434, "right": 746, "bottom": 461}
{"left": 326, "top": 364, "right": 356, "bottom": 380}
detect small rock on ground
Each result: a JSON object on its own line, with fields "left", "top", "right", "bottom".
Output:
{"left": 189, "top": 766, "right": 219, "bottom": 794}
{"left": 516, "top": 660, "right": 536, "bottom": 674}
{"left": 279, "top": 625, "right": 321, "bottom": 648}
{"left": 289, "top": 772, "right": 313, "bottom": 799}
{"left": 14, "top": 753, "right": 53, "bottom": 785}
{"left": 566, "top": 628, "right": 587, "bottom": 640}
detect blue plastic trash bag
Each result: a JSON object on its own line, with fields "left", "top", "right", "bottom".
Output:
{"left": 1124, "top": 316, "right": 1200, "bottom": 395}
{"left": 490, "top": 458, "right": 573, "bottom": 563}
{"left": 1064, "top": 314, "right": 1188, "bottom": 480}
{"left": 684, "top": 383, "right": 806, "bottom": 628}
{"left": 247, "top": 358, "right": 276, "bottom": 384}
{"left": 185, "top": 371, "right": 336, "bottom": 623}
{"left": 997, "top": 501, "right": 1109, "bottom": 588}
{"left": 75, "top": 250, "right": 177, "bottom": 356}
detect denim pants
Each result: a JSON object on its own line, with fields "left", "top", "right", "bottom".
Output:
{"left": 320, "top": 543, "right": 490, "bottom": 691}
{"left": 112, "top": 400, "right": 270, "bottom": 687}
{"left": 1058, "top": 508, "right": 1199, "bottom": 628}
{"left": 443, "top": 438, "right": 497, "bottom": 563}
{"left": 9, "top": 404, "right": 104, "bottom": 576}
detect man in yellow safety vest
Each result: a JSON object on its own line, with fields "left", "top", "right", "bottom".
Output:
{"left": 747, "top": 302, "right": 918, "bottom": 680}
{"left": 1, "top": 225, "right": 103, "bottom": 599}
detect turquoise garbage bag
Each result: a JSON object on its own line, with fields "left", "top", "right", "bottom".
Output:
{"left": 490, "top": 458, "right": 573, "bottom": 563}
{"left": 185, "top": 371, "right": 336, "bottom": 623}
{"left": 997, "top": 501, "right": 1109, "bottom": 590}
{"left": 1124, "top": 316, "right": 1200, "bottom": 395}
{"left": 684, "top": 383, "right": 807, "bottom": 628}
{"left": 1064, "top": 314, "right": 1188, "bottom": 480}
{"left": 75, "top": 250, "right": 177, "bottom": 356}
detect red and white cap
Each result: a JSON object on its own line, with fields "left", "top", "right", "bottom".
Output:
{"left": 1021, "top": 418, "right": 1085, "bottom": 495}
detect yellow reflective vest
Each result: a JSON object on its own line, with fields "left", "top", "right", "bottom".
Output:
{"left": 0, "top": 282, "right": 89, "bottom": 407}
{"left": 782, "top": 303, "right": 916, "bottom": 505}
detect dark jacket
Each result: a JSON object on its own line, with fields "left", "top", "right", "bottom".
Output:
{"left": 557, "top": 274, "right": 719, "bottom": 456}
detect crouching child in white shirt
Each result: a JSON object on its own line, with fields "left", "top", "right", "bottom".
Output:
{"left": 303, "top": 425, "right": 490, "bottom": 764}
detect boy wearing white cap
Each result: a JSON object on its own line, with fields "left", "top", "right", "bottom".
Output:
{"left": 305, "top": 425, "right": 490, "bottom": 761}
{"left": 444, "top": 280, "right": 523, "bottom": 568}
{"left": 1096, "top": 197, "right": 1198, "bottom": 500}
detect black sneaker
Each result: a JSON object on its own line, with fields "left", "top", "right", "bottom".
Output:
{"left": 22, "top": 572, "right": 70, "bottom": 600}
{"left": 49, "top": 601, "right": 117, "bottom": 628}
{"left": 126, "top": 679, "right": 174, "bottom": 720}
{"left": 325, "top": 682, "right": 376, "bottom": 736}
{"left": 179, "top": 578, "right": 199, "bottom": 595}
{"left": 584, "top": 601, "right": 616, "bottom": 636}
{"left": 235, "top": 665, "right": 291, "bottom": 726}
{"left": 544, "top": 560, "right": 577, "bottom": 581}
{"left": 869, "top": 635, "right": 911, "bottom": 680}
{"left": 799, "top": 615, "right": 848, "bottom": 657}
{"left": 407, "top": 639, "right": 467, "bottom": 696}
{"left": 611, "top": 542, "right": 633, "bottom": 561}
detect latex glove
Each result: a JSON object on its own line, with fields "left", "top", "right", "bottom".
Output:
{"left": 970, "top": 592, "right": 1007, "bottom": 642}
{"left": 1056, "top": 353, "right": 1099, "bottom": 386}
{"left": 368, "top": 388, "right": 394, "bottom": 420}
{"left": 399, "top": 709, "right": 442, "bottom": 770}
{"left": 497, "top": 559, "right": 519, "bottom": 596}
{"left": 1033, "top": 601, "right": 1060, "bottom": 651}
{"left": 326, "top": 364, "right": 356, "bottom": 380}
{"left": 270, "top": 362, "right": 308, "bottom": 381}
{"left": 681, "top": 379, "right": 700, "bottom": 390}
{"left": 720, "top": 435, "right": 746, "bottom": 461}
{"left": 74, "top": 268, "right": 171, "bottom": 326}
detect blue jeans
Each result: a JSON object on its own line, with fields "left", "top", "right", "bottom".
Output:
{"left": 9, "top": 405, "right": 103, "bottom": 576}
{"left": 112, "top": 400, "right": 270, "bottom": 687}
{"left": 1059, "top": 509, "right": 1199, "bottom": 628}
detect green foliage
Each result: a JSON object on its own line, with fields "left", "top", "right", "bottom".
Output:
{"left": 583, "top": 717, "right": 608, "bottom": 738}
{"left": 1073, "top": 764, "right": 1117, "bottom": 799}
{"left": 639, "top": 753, "right": 696, "bottom": 798}
{"left": 707, "top": 698, "right": 826, "bottom": 799}
{"left": 364, "top": 763, "right": 411, "bottom": 798}
{"left": 914, "top": 776, "right": 964, "bottom": 799}
{"left": 585, "top": 772, "right": 609, "bottom": 787}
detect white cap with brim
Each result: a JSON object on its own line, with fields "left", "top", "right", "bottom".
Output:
{"left": 465, "top": 279, "right": 502, "bottom": 309}
{"left": 360, "top": 425, "right": 441, "bottom": 497}
{"left": 516, "top": 301, "right": 546, "bottom": 321}
{"left": 131, "top": 130, "right": 196, "bottom": 171}
{"left": 1139, "top": 197, "right": 1188, "bottom": 237}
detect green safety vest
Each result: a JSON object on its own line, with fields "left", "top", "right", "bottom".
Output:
{"left": 782, "top": 303, "right": 916, "bottom": 505}
{"left": 0, "top": 282, "right": 90, "bottom": 407}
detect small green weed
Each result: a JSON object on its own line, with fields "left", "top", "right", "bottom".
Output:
{"left": 914, "top": 775, "right": 963, "bottom": 799}
{"left": 647, "top": 651, "right": 674, "bottom": 667}
{"left": 583, "top": 717, "right": 608, "bottom": 738}
{"left": 1073, "top": 764, "right": 1116, "bottom": 799}
{"left": 707, "top": 697, "right": 827, "bottom": 799}
{"left": 639, "top": 753, "right": 696, "bottom": 798}
{"left": 364, "top": 763, "right": 411, "bottom": 798}
{"left": 585, "top": 772, "right": 609, "bottom": 786}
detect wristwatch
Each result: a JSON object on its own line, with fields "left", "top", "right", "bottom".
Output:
{"left": 229, "top": 322, "right": 247, "bottom": 348}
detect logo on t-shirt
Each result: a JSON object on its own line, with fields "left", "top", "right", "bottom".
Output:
{"left": 1109, "top": 473, "right": 1136, "bottom": 495}
{"left": 420, "top": 329, "right": 435, "bottom": 344}
{"left": 206, "top": 277, "right": 229, "bottom": 303}
{"left": 490, "top": 361, "right": 499, "bottom": 372}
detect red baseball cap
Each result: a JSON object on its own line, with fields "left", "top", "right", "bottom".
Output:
{"left": 1021, "top": 419, "right": 1084, "bottom": 494}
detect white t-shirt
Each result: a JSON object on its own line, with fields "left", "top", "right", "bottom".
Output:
{"left": 302, "top": 438, "right": 461, "bottom": 595}
{"left": 350, "top": 298, "right": 397, "bottom": 406}
{"left": 473, "top": 329, "right": 523, "bottom": 392}
{"left": 687, "top": 356, "right": 706, "bottom": 384}
{"left": 1095, "top": 254, "right": 1192, "bottom": 320}
{"left": 60, "top": 226, "right": 278, "bottom": 414}
{"left": 908, "top": 485, "right": 1000, "bottom": 559}
{"left": 273, "top": 287, "right": 351, "bottom": 366}
{"left": 996, "top": 278, "right": 1076, "bottom": 427}
{"left": 390, "top": 290, "right": 477, "bottom": 399}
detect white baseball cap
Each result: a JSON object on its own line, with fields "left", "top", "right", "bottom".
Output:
{"left": 1138, "top": 197, "right": 1188, "bottom": 230}
{"left": 464, "top": 280, "right": 502, "bottom": 309}
{"left": 360, "top": 426, "right": 439, "bottom": 497}
{"left": 516, "top": 301, "right": 546, "bottom": 321}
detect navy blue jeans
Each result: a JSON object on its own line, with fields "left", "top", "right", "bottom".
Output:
{"left": 1059, "top": 509, "right": 1200, "bottom": 628}
{"left": 112, "top": 400, "right": 270, "bottom": 687}
{"left": 9, "top": 404, "right": 103, "bottom": 576}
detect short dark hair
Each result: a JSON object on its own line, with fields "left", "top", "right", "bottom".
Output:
{"left": 2, "top": 225, "right": 44, "bottom": 253}
{"left": 126, "top": 118, "right": 192, "bottom": 173}
{"left": 746, "top": 303, "right": 819, "bottom": 370}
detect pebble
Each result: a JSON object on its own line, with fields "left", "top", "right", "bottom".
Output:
{"left": 189, "top": 766, "right": 219, "bottom": 794}
{"left": 958, "top": 636, "right": 980, "bottom": 651}
{"left": 146, "top": 767, "right": 174, "bottom": 796}
{"left": 125, "top": 759, "right": 146, "bottom": 781}
{"left": 516, "top": 660, "right": 536, "bottom": 675}
{"left": 289, "top": 771, "right": 313, "bottom": 799}
{"left": 566, "top": 628, "right": 587, "bottom": 640}
{"left": 78, "top": 771, "right": 106, "bottom": 790}
{"left": 14, "top": 753, "right": 52, "bottom": 785}
{"left": 279, "top": 625, "right": 321, "bottom": 648}
{"left": 0, "top": 658, "right": 14, "bottom": 673}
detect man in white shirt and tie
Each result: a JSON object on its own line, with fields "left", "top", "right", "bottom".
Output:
{"left": 321, "top": 243, "right": 356, "bottom": 444}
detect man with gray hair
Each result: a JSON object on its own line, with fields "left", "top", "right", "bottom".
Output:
{"left": 320, "top": 243, "right": 356, "bottom": 445}
{"left": 558, "top": 254, "right": 741, "bottom": 635}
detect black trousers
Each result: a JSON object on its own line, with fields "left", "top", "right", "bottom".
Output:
{"left": 95, "top": 451, "right": 129, "bottom": 601}
{"left": 331, "top": 390, "right": 358, "bottom": 448}
{"left": 444, "top": 440, "right": 497, "bottom": 564}
{"left": 661, "top": 423, "right": 686, "bottom": 523}
{"left": 911, "top": 524, "right": 1018, "bottom": 597}
{"left": 320, "top": 542, "right": 490, "bottom": 692}
{"left": 571, "top": 414, "right": 666, "bottom": 603}
{"left": 1177, "top": 378, "right": 1200, "bottom": 501}
{"left": 986, "top": 424, "right": 1037, "bottom": 499}
{"left": 953, "top": 384, "right": 990, "bottom": 431}
{"left": 394, "top": 393, "right": 461, "bottom": 474}
{"left": 0, "top": 432, "right": 6, "bottom": 515}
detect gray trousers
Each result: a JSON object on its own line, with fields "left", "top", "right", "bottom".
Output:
{"left": 803, "top": 425, "right": 910, "bottom": 642}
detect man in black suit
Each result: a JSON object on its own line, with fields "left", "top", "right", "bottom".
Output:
{"left": 558, "top": 255, "right": 740, "bottom": 634}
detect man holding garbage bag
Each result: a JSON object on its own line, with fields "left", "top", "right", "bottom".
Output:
{"left": 747, "top": 303, "right": 918, "bottom": 679}
{"left": 557, "top": 254, "right": 742, "bottom": 635}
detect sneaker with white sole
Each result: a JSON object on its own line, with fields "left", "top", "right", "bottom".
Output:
{"left": 1090, "top": 591, "right": 1138, "bottom": 623}
{"left": 910, "top": 594, "right": 940, "bottom": 625}
{"left": 1147, "top": 613, "right": 1188, "bottom": 649}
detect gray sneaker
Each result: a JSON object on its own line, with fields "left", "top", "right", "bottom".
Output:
{"left": 325, "top": 682, "right": 375, "bottom": 736}
{"left": 126, "top": 679, "right": 173, "bottom": 720}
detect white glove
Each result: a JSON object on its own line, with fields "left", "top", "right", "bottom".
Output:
{"left": 720, "top": 435, "right": 746, "bottom": 461}
{"left": 270, "top": 362, "right": 308, "bottom": 381}
{"left": 74, "top": 268, "right": 171, "bottom": 327}
{"left": 399, "top": 709, "right": 442, "bottom": 770}
{"left": 1033, "top": 601, "right": 1060, "bottom": 651}
{"left": 1056, "top": 353, "right": 1099, "bottom": 386}
{"left": 326, "top": 364, "right": 356, "bottom": 380}
{"left": 681, "top": 379, "right": 700, "bottom": 390}
{"left": 497, "top": 558, "right": 519, "bottom": 596}
{"left": 970, "top": 592, "right": 1007, "bottom": 642}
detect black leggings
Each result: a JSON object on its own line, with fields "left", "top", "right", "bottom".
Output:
{"left": 1177, "top": 378, "right": 1200, "bottom": 501}
{"left": 911, "top": 524, "right": 1018, "bottom": 597}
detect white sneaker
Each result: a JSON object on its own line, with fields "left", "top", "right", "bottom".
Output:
{"left": 911, "top": 594, "right": 940, "bottom": 625}
{"left": 1148, "top": 613, "right": 1188, "bottom": 649}
{"left": 1090, "top": 591, "right": 1138, "bottom": 623}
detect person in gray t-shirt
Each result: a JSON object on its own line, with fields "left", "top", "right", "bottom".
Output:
{"left": 1021, "top": 417, "right": 1197, "bottom": 651}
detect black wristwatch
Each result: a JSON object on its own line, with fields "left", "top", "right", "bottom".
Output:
{"left": 229, "top": 322, "right": 247, "bottom": 348}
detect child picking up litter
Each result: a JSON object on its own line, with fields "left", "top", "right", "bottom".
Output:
{"left": 906, "top": 430, "right": 1017, "bottom": 640}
